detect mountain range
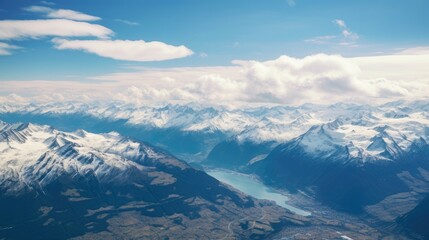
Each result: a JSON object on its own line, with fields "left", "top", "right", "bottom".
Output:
{"left": 0, "top": 121, "right": 305, "bottom": 239}
{"left": 2, "top": 100, "right": 429, "bottom": 238}
{"left": 2, "top": 101, "right": 428, "bottom": 162}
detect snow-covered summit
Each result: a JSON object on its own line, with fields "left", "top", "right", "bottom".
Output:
{"left": 0, "top": 122, "right": 184, "bottom": 194}
{"left": 283, "top": 113, "right": 429, "bottom": 163}
{"left": 1, "top": 100, "right": 429, "bottom": 163}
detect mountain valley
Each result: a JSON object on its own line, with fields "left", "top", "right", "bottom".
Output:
{"left": 1, "top": 101, "right": 429, "bottom": 239}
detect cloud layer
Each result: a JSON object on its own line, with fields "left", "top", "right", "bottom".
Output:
{"left": 52, "top": 39, "right": 194, "bottom": 61}
{"left": 1, "top": 50, "right": 428, "bottom": 107}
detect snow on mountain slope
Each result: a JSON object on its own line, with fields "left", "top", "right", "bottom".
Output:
{"left": 290, "top": 114, "right": 429, "bottom": 163}
{"left": 0, "top": 121, "right": 303, "bottom": 240}
{"left": 250, "top": 104, "right": 429, "bottom": 213}
{"left": 236, "top": 112, "right": 324, "bottom": 143}
{"left": 1, "top": 100, "right": 429, "bottom": 163}
{"left": 0, "top": 121, "right": 183, "bottom": 194}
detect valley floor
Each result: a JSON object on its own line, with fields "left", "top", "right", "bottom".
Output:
{"left": 272, "top": 193, "right": 408, "bottom": 240}
{"left": 204, "top": 167, "right": 412, "bottom": 239}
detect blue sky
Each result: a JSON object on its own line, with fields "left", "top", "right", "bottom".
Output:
{"left": 1, "top": 0, "right": 428, "bottom": 80}
{"left": 0, "top": 0, "right": 428, "bottom": 107}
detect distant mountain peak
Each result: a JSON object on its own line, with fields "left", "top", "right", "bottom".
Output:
{"left": 1, "top": 100, "right": 429, "bottom": 160}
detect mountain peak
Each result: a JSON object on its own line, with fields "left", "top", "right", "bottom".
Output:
{"left": 0, "top": 122, "right": 177, "bottom": 194}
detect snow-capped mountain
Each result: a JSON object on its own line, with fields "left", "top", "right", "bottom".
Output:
{"left": 0, "top": 121, "right": 171, "bottom": 194}
{"left": 284, "top": 117, "right": 429, "bottom": 164}
{"left": 0, "top": 121, "right": 302, "bottom": 239}
{"left": 250, "top": 116, "right": 429, "bottom": 213}
{"left": 2, "top": 101, "right": 429, "bottom": 236}
{"left": 1, "top": 100, "right": 429, "bottom": 166}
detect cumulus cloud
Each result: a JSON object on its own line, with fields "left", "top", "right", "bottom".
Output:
{"left": 0, "top": 42, "right": 20, "bottom": 55}
{"left": 190, "top": 74, "right": 246, "bottom": 101}
{"left": 24, "top": 5, "right": 101, "bottom": 21}
{"left": 92, "top": 51, "right": 429, "bottom": 105}
{"left": 1, "top": 50, "right": 428, "bottom": 106}
{"left": 232, "top": 54, "right": 365, "bottom": 103}
{"left": 0, "top": 19, "right": 113, "bottom": 40}
{"left": 52, "top": 38, "right": 193, "bottom": 61}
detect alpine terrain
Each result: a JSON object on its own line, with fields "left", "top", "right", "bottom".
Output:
{"left": 0, "top": 121, "right": 305, "bottom": 239}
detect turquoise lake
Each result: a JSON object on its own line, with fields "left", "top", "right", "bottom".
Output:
{"left": 206, "top": 169, "right": 311, "bottom": 216}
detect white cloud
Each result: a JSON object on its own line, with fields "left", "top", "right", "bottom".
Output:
{"left": 24, "top": 5, "right": 100, "bottom": 21}
{"left": 232, "top": 54, "right": 365, "bottom": 103}
{"left": 334, "top": 19, "right": 359, "bottom": 42}
{"left": 351, "top": 54, "right": 429, "bottom": 97}
{"left": 92, "top": 51, "right": 429, "bottom": 105}
{"left": 40, "top": 1, "right": 55, "bottom": 6}
{"left": 0, "top": 42, "right": 20, "bottom": 55}
{"left": 334, "top": 19, "right": 346, "bottom": 28}
{"left": 0, "top": 9, "right": 190, "bottom": 61}
{"left": 396, "top": 46, "right": 429, "bottom": 55}
{"left": 0, "top": 13, "right": 191, "bottom": 61}
{"left": 52, "top": 38, "right": 193, "bottom": 62}
{"left": 0, "top": 19, "right": 113, "bottom": 40}
{"left": 114, "top": 19, "right": 139, "bottom": 26}
{"left": 1, "top": 49, "right": 428, "bottom": 107}
{"left": 0, "top": 94, "right": 28, "bottom": 103}
{"left": 306, "top": 19, "right": 358, "bottom": 47}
